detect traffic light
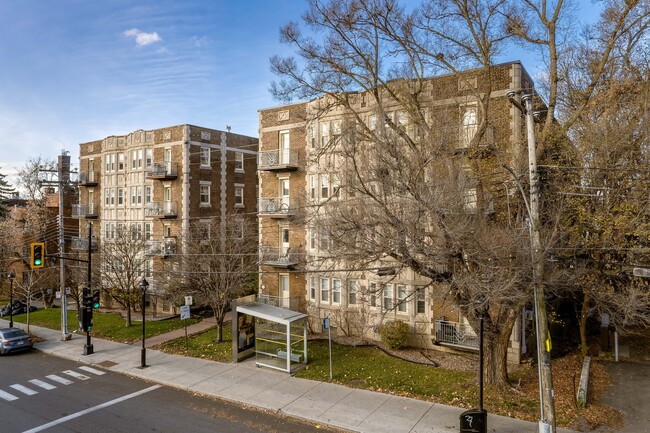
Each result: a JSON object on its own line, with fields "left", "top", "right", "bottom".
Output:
{"left": 30, "top": 242, "right": 45, "bottom": 269}
{"left": 80, "top": 288, "right": 93, "bottom": 332}
{"left": 92, "top": 290, "right": 100, "bottom": 309}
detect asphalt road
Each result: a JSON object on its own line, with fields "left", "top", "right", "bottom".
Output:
{"left": 0, "top": 350, "right": 344, "bottom": 433}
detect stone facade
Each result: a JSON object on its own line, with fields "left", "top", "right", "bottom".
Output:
{"left": 77, "top": 124, "right": 258, "bottom": 314}
{"left": 258, "top": 62, "right": 534, "bottom": 363}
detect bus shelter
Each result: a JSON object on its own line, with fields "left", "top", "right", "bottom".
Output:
{"left": 232, "top": 300, "right": 308, "bottom": 374}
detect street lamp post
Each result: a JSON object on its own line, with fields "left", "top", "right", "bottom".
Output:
{"left": 8, "top": 272, "right": 15, "bottom": 328}
{"left": 139, "top": 278, "right": 149, "bottom": 369}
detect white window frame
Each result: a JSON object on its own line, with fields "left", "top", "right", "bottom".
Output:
{"left": 321, "top": 174, "right": 330, "bottom": 199}
{"left": 397, "top": 284, "right": 408, "bottom": 313}
{"left": 460, "top": 103, "right": 478, "bottom": 148}
{"left": 234, "top": 184, "right": 244, "bottom": 207}
{"left": 383, "top": 284, "right": 394, "bottom": 310}
{"left": 200, "top": 183, "right": 211, "bottom": 206}
{"left": 332, "top": 279, "right": 341, "bottom": 304}
{"left": 310, "top": 277, "right": 316, "bottom": 300}
{"left": 234, "top": 152, "right": 244, "bottom": 172}
{"left": 415, "top": 286, "right": 426, "bottom": 314}
{"left": 200, "top": 147, "right": 211, "bottom": 168}
{"left": 320, "top": 278, "right": 330, "bottom": 303}
{"left": 144, "top": 186, "right": 152, "bottom": 204}
{"left": 348, "top": 280, "right": 358, "bottom": 305}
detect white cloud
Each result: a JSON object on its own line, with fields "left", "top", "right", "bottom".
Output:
{"left": 191, "top": 36, "right": 209, "bottom": 47}
{"left": 123, "top": 28, "right": 161, "bottom": 46}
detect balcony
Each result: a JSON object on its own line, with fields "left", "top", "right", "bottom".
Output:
{"left": 434, "top": 320, "right": 479, "bottom": 351}
{"left": 145, "top": 162, "right": 178, "bottom": 180}
{"left": 258, "top": 150, "right": 299, "bottom": 172}
{"left": 72, "top": 203, "right": 98, "bottom": 219}
{"left": 144, "top": 201, "right": 177, "bottom": 219}
{"left": 260, "top": 246, "right": 299, "bottom": 269}
{"left": 70, "top": 236, "right": 98, "bottom": 252}
{"left": 258, "top": 197, "right": 298, "bottom": 218}
{"left": 145, "top": 237, "right": 177, "bottom": 257}
{"left": 78, "top": 171, "right": 99, "bottom": 186}
{"left": 257, "top": 294, "right": 303, "bottom": 310}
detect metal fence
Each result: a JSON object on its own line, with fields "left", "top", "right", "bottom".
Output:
{"left": 434, "top": 320, "right": 479, "bottom": 350}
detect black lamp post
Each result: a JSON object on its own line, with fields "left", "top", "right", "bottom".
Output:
{"left": 139, "top": 278, "right": 149, "bottom": 368}
{"left": 8, "top": 272, "right": 15, "bottom": 328}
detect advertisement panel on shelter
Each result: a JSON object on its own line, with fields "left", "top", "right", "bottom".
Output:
{"left": 237, "top": 313, "right": 255, "bottom": 353}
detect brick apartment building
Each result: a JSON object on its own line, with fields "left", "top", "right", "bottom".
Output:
{"left": 75, "top": 125, "right": 258, "bottom": 314}
{"left": 258, "top": 61, "right": 536, "bottom": 362}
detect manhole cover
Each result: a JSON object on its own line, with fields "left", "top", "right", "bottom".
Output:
{"left": 96, "top": 360, "right": 118, "bottom": 368}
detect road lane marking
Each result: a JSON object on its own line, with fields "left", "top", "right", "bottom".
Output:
{"left": 45, "top": 375, "right": 73, "bottom": 385}
{"left": 78, "top": 366, "right": 105, "bottom": 375}
{"left": 0, "top": 389, "right": 19, "bottom": 401}
{"left": 28, "top": 379, "right": 57, "bottom": 390}
{"left": 62, "top": 370, "right": 90, "bottom": 380}
{"left": 10, "top": 384, "right": 38, "bottom": 396}
{"left": 21, "top": 385, "right": 161, "bottom": 433}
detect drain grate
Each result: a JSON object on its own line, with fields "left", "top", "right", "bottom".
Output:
{"left": 96, "top": 360, "right": 118, "bottom": 368}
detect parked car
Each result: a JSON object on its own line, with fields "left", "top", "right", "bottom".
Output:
{"left": 0, "top": 328, "right": 33, "bottom": 354}
{"left": 0, "top": 300, "right": 37, "bottom": 317}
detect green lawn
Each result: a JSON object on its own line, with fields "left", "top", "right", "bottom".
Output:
{"left": 9, "top": 306, "right": 199, "bottom": 343}
{"left": 157, "top": 325, "right": 232, "bottom": 362}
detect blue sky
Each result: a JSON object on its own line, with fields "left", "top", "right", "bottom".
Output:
{"left": 0, "top": 0, "right": 601, "bottom": 184}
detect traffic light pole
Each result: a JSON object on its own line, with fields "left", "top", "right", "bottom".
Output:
{"left": 84, "top": 223, "right": 94, "bottom": 355}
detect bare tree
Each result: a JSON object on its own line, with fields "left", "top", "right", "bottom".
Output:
{"left": 97, "top": 225, "right": 150, "bottom": 327}
{"left": 181, "top": 215, "right": 259, "bottom": 343}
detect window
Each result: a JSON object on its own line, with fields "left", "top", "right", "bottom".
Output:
{"left": 198, "top": 221, "right": 211, "bottom": 240}
{"left": 320, "top": 122, "right": 329, "bottom": 147}
{"left": 136, "top": 186, "right": 143, "bottom": 204}
{"left": 104, "top": 188, "right": 110, "bottom": 206}
{"left": 164, "top": 186, "right": 171, "bottom": 202}
{"left": 234, "top": 184, "right": 244, "bottom": 207}
{"left": 144, "top": 259, "right": 152, "bottom": 278}
{"left": 137, "top": 149, "right": 143, "bottom": 168}
{"left": 163, "top": 224, "right": 171, "bottom": 237}
{"left": 319, "top": 227, "right": 330, "bottom": 252}
{"left": 131, "top": 150, "right": 137, "bottom": 169}
{"left": 200, "top": 147, "right": 210, "bottom": 167}
{"left": 310, "top": 175, "right": 317, "bottom": 200}
{"left": 117, "top": 153, "right": 124, "bottom": 171}
{"left": 369, "top": 282, "right": 377, "bottom": 307}
{"left": 320, "top": 278, "right": 330, "bottom": 302}
{"left": 321, "top": 174, "right": 329, "bottom": 199}
{"left": 332, "top": 279, "right": 341, "bottom": 304}
{"left": 383, "top": 284, "right": 393, "bottom": 310}
{"left": 110, "top": 189, "right": 115, "bottom": 205}
{"left": 117, "top": 188, "right": 124, "bottom": 205}
{"left": 310, "top": 126, "right": 316, "bottom": 148}
{"left": 310, "top": 277, "right": 316, "bottom": 300}
{"left": 144, "top": 186, "right": 152, "bottom": 204}
{"left": 332, "top": 120, "right": 341, "bottom": 136}
{"left": 144, "top": 222, "right": 152, "bottom": 241}
{"left": 145, "top": 149, "right": 153, "bottom": 167}
{"left": 460, "top": 105, "right": 478, "bottom": 148}
{"left": 200, "top": 184, "right": 210, "bottom": 206}
{"left": 397, "top": 285, "right": 407, "bottom": 313}
{"left": 348, "top": 280, "right": 358, "bottom": 305}
{"left": 130, "top": 187, "right": 137, "bottom": 205}
{"left": 234, "top": 152, "right": 244, "bottom": 171}
{"left": 464, "top": 188, "right": 477, "bottom": 212}
{"left": 369, "top": 115, "right": 377, "bottom": 131}
{"left": 416, "top": 287, "right": 426, "bottom": 314}
{"left": 309, "top": 227, "right": 317, "bottom": 250}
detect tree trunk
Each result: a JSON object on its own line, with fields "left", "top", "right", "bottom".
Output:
{"left": 579, "top": 294, "right": 590, "bottom": 357}
{"left": 215, "top": 322, "right": 223, "bottom": 343}
{"left": 483, "top": 312, "right": 519, "bottom": 388}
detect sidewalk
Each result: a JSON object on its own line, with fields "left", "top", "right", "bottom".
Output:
{"left": 3, "top": 318, "right": 577, "bottom": 433}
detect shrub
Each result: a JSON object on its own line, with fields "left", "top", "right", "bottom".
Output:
{"left": 379, "top": 320, "right": 409, "bottom": 349}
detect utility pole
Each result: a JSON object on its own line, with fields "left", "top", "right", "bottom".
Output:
{"left": 507, "top": 91, "right": 556, "bottom": 433}
{"left": 41, "top": 150, "right": 73, "bottom": 341}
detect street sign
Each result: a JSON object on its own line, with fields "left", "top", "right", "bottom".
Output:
{"left": 323, "top": 317, "right": 330, "bottom": 330}
{"left": 184, "top": 296, "right": 193, "bottom": 306}
{"left": 633, "top": 268, "right": 650, "bottom": 278}
{"left": 180, "top": 305, "right": 191, "bottom": 320}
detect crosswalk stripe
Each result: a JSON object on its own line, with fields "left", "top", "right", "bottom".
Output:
{"left": 62, "top": 370, "right": 90, "bottom": 381}
{"left": 46, "top": 374, "right": 73, "bottom": 385}
{"left": 78, "top": 366, "right": 105, "bottom": 376}
{"left": 0, "top": 389, "right": 19, "bottom": 401}
{"left": 10, "top": 384, "right": 38, "bottom": 396}
{"left": 28, "top": 379, "right": 57, "bottom": 390}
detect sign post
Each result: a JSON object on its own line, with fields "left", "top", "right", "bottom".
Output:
{"left": 180, "top": 304, "right": 191, "bottom": 354}
{"left": 323, "top": 317, "right": 332, "bottom": 379}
